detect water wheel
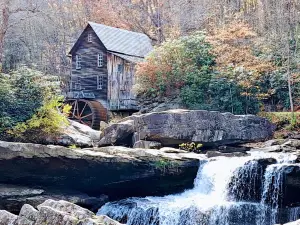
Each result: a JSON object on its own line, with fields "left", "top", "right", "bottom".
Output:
{"left": 66, "top": 99, "right": 107, "bottom": 130}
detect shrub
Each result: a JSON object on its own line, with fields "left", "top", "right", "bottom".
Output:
{"left": 0, "top": 68, "right": 45, "bottom": 134}
{"left": 259, "top": 112, "right": 300, "bottom": 130}
{"left": 8, "top": 96, "right": 70, "bottom": 142}
{"left": 179, "top": 142, "right": 203, "bottom": 153}
{"left": 0, "top": 67, "right": 68, "bottom": 142}
{"left": 135, "top": 32, "right": 215, "bottom": 97}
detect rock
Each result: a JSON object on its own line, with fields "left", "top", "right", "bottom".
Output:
{"left": 100, "top": 121, "right": 109, "bottom": 131}
{"left": 133, "top": 140, "right": 162, "bottom": 149}
{"left": 48, "top": 120, "right": 101, "bottom": 147}
{"left": 0, "top": 141, "right": 201, "bottom": 202}
{"left": 37, "top": 200, "right": 94, "bottom": 220}
{"left": 19, "top": 204, "right": 38, "bottom": 222}
{"left": 228, "top": 158, "right": 277, "bottom": 203}
{"left": 0, "top": 184, "right": 44, "bottom": 214}
{"left": 94, "top": 215, "right": 123, "bottom": 225}
{"left": 0, "top": 185, "right": 44, "bottom": 199}
{"left": 283, "top": 220, "right": 300, "bottom": 225}
{"left": 0, "top": 210, "right": 17, "bottom": 225}
{"left": 0, "top": 184, "right": 108, "bottom": 214}
{"left": 282, "top": 139, "right": 300, "bottom": 149}
{"left": 281, "top": 165, "right": 300, "bottom": 207}
{"left": 35, "top": 206, "right": 79, "bottom": 225}
{"left": 248, "top": 139, "right": 300, "bottom": 154}
{"left": 218, "top": 145, "right": 249, "bottom": 153}
{"left": 99, "top": 110, "right": 275, "bottom": 147}
{"left": 293, "top": 134, "right": 300, "bottom": 140}
{"left": 98, "top": 198, "right": 159, "bottom": 225}
{"left": 98, "top": 120, "right": 134, "bottom": 147}
{"left": 206, "top": 151, "right": 248, "bottom": 158}
{"left": 0, "top": 200, "right": 123, "bottom": 225}
{"left": 251, "top": 145, "right": 283, "bottom": 153}
{"left": 263, "top": 139, "right": 285, "bottom": 147}
{"left": 178, "top": 206, "right": 210, "bottom": 225}
{"left": 14, "top": 216, "right": 34, "bottom": 225}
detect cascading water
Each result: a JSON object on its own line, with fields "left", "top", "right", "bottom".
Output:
{"left": 98, "top": 152, "right": 300, "bottom": 225}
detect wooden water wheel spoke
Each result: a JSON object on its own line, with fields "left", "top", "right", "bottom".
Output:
{"left": 80, "top": 103, "right": 88, "bottom": 117}
{"left": 72, "top": 100, "right": 77, "bottom": 118}
{"left": 66, "top": 99, "right": 107, "bottom": 130}
{"left": 81, "top": 113, "right": 93, "bottom": 119}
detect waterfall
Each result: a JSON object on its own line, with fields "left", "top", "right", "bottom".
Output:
{"left": 98, "top": 152, "right": 300, "bottom": 225}
{"left": 259, "top": 154, "right": 297, "bottom": 225}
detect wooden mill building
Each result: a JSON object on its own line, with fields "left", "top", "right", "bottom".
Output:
{"left": 66, "top": 22, "right": 153, "bottom": 129}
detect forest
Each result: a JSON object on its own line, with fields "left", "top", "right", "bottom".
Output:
{"left": 0, "top": 0, "right": 299, "bottom": 140}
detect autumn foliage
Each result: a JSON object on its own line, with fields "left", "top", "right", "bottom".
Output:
{"left": 135, "top": 22, "right": 299, "bottom": 114}
{"left": 135, "top": 32, "right": 215, "bottom": 96}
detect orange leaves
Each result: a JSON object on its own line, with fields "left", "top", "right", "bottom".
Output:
{"left": 208, "top": 22, "right": 257, "bottom": 43}
{"left": 206, "top": 21, "right": 277, "bottom": 100}
{"left": 207, "top": 21, "right": 274, "bottom": 75}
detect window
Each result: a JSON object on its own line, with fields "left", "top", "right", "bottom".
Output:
{"left": 74, "top": 78, "right": 81, "bottom": 90}
{"left": 98, "top": 53, "right": 103, "bottom": 67}
{"left": 117, "top": 64, "right": 124, "bottom": 74}
{"left": 88, "top": 33, "right": 92, "bottom": 42}
{"left": 97, "top": 75, "right": 104, "bottom": 90}
{"left": 76, "top": 55, "right": 81, "bottom": 69}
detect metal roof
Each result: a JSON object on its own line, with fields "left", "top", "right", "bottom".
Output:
{"left": 88, "top": 22, "right": 153, "bottom": 58}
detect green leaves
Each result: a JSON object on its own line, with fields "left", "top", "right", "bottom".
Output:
{"left": 136, "top": 32, "right": 215, "bottom": 97}
{"left": 0, "top": 67, "right": 68, "bottom": 142}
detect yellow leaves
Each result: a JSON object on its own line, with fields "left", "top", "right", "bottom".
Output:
{"left": 207, "top": 22, "right": 256, "bottom": 43}
{"left": 179, "top": 142, "right": 203, "bottom": 152}
{"left": 207, "top": 21, "right": 274, "bottom": 75}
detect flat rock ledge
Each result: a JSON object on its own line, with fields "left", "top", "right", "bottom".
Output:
{"left": 99, "top": 109, "right": 275, "bottom": 147}
{"left": 0, "top": 199, "right": 122, "bottom": 225}
{"left": 0, "top": 141, "right": 203, "bottom": 208}
{"left": 0, "top": 184, "right": 108, "bottom": 214}
{"left": 277, "top": 219, "right": 300, "bottom": 225}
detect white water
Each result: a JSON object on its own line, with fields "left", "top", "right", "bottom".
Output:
{"left": 98, "top": 152, "right": 299, "bottom": 225}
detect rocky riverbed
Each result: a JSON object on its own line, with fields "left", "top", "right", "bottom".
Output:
{"left": 0, "top": 199, "right": 122, "bottom": 225}
{"left": 0, "top": 141, "right": 203, "bottom": 213}
{"left": 0, "top": 109, "right": 299, "bottom": 225}
{"left": 0, "top": 138, "right": 299, "bottom": 215}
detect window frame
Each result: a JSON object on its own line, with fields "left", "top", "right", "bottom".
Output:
{"left": 76, "top": 55, "right": 82, "bottom": 70}
{"left": 74, "top": 77, "right": 81, "bottom": 90}
{"left": 88, "top": 33, "right": 92, "bottom": 42}
{"left": 98, "top": 53, "right": 104, "bottom": 67}
{"left": 97, "top": 75, "right": 104, "bottom": 90}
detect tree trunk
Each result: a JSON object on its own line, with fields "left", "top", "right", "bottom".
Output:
{"left": 287, "top": 46, "right": 294, "bottom": 113}
{"left": 286, "top": 0, "right": 294, "bottom": 115}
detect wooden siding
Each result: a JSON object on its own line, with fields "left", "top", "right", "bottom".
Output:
{"left": 70, "top": 26, "right": 108, "bottom": 102}
{"left": 107, "top": 53, "right": 139, "bottom": 111}
{"left": 68, "top": 25, "right": 139, "bottom": 111}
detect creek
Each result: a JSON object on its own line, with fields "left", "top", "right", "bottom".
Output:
{"left": 98, "top": 152, "right": 300, "bottom": 225}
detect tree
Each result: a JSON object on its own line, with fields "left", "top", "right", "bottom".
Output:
{"left": 0, "top": 0, "right": 39, "bottom": 70}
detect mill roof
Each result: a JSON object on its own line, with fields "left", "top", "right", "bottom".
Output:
{"left": 70, "top": 22, "right": 153, "bottom": 58}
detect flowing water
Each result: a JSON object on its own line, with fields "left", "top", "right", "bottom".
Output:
{"left": 98, "top": 152, "right": 300, "bottom": 225}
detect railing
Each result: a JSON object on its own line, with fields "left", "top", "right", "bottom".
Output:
{"left": 109, "top": 99, "right": 140, "bottom": 111}
{"left": 66, "top": 91, "right": 95, "bottom": 99}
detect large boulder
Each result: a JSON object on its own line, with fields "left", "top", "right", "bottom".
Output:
{"left": 99, "top": 110, "right": 275, "bottom": 147}
{"left": 0, "top": 200, "right": 123, "bottom": 225}
{"left": 98, "top": 120, "right": 134, "bottom": 147}
{"left": 0, "top": 141, "right": 201, "bottom": 205}
{"left": 48, "top": 120, "right": 101, "bottom": 147}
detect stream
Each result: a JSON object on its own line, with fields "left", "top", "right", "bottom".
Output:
{"left": 97, "top": 152, "right": 300, "bottom": 225}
